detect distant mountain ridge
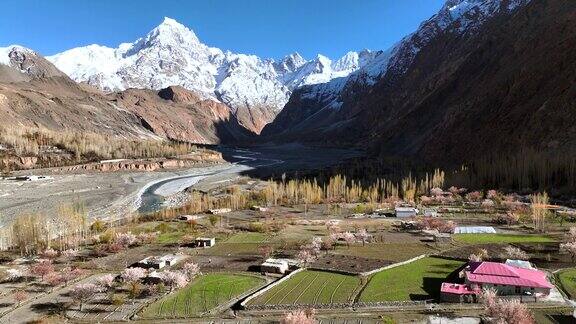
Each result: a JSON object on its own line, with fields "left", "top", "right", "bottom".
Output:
{"left": 46, "top": 17, "right": 378, "bottom": 133}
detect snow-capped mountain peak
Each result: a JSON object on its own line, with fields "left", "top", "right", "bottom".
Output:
{"left": 126, "top": 17, "right": 201, "bottom": 56}
{"left": 275, "top": 52, "right": 307, "bottom": 74}
{"left": 47, "top": 17, "right": 373, "bottom": 132}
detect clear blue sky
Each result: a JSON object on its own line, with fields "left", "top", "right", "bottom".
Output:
{"left": 1, "top": 0, "right": 446, "bottom": 60}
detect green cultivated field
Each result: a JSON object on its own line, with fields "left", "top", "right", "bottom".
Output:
{"left": 141, "top": 273, "right": 265, "bottom": 318}
{"left": 225, "top": 232, "right": 268, "bottom": 243}
{"left": 248, "top": 270, "right": 361, "bottom": 305}
{"left": 359, "top": 257, "right": 464, "bottom": 302}
{"left": 453, "top": 233, "right": 555, "bottom": 244}
{"left": 556, "top": 268, "right": 576, "bottom": 299}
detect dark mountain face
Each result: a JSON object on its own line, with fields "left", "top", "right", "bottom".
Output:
{"left": 263, "top": 0, "right": 576, "bottom": 168}
{"left": 364, "top": 0, "right": 576, "bottom": 165}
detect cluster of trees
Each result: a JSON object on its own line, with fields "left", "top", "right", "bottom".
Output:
{"left": 70, "top": 261, "right": 199, "bottom": 311}
{"left": 3, "top": 257, "right": 85, "bottom": 306}
{"left": 451, "top": 148, "right": 576, "bottom": 195}
{"left": 262, "top": 172, "right": 445, "bottom": 207}
{"left": 8, "top": 203, "right": 88, "bottom": 255}
{"left": 0, "top": 126, "right": 202, "bottom": 168}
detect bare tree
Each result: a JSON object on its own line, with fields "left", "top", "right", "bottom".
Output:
{"left": 530, "top": 192, "right": 549, "bottom": 232}
{"left": 69, "top": 283, "right": 99, "bottom": 311}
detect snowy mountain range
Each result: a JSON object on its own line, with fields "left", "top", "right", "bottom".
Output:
{"left": 267, "top": 0, "right": 533, "bottom": 116}
{"left": 46, "top": 17, "right": 377, "bottom": 132}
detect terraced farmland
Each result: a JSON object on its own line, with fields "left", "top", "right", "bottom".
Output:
{"left": 141, "top": 273, "right": 265, "bottom": 318}
{"left": 247, "top": 270, "right": 361, "bottom": 306}
{"left": 359, "top": 257, "right": 464, "bottom": 302}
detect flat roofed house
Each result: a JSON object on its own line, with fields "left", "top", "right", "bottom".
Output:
{"left": 131, "top": 256, "right": 166, "bottom": 270}
{"left": 260, "top": 258, "right": 289, "bottom": 274}
{"left": 395, "top": 207, "right": 419, "bottom": 217}
{"left": 195, "top": 237, "right": 215, "bottom": 248}
{"left": 130, "top": 254, "right": 185, "bottom": 270}
{"left": 208, "top": 208, "right": 231, "bottom": 214}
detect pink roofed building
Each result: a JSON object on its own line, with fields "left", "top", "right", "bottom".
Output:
{"left": 440, "top": 261, "right": 553, "bottom": 302}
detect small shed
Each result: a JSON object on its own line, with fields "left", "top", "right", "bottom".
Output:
{"left": 195, "top": 237, "right": 216, "bottom": 248}
{"left": 208, "top": 208, "right": 231, "bottom": 215}
{"left": 395, "top": 207, "right": 419, "bottom": 218}
{"left": 179, "top": 215, "right": 203, "bottom": 221}
{"left": 453, "top": 226, "right": 496, "bottom": 234}
{"left": 423, "top": 209, "right": 438, "bottom": 217}
{"left": 250, "top": 205, "right": 268, "bottom": 212}
{"left": 261, "top": 258, "right": 289, "bottom": 274}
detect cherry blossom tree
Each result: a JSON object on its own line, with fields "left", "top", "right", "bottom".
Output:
{"left": 568, "top": 227, "right": 576, "bottom": 241}
{"left": 480, "top": 288, "right": 534, "bottom": 324}
{"left": 121, "top": 267, "right": 147, "bottom": 301}
{"left": 30, "top": 260, "right": 54, "bottom": 281}
{"left": 258, "top": 245, "right": 274, "bottom": 259}
{"left": 61, "top": 267, "right": 85, "bottom": 286}
{"left": 13, "top": 289, "right": 27, "bottom": 306}
{"left": 95, "top": 274, "right": 116, "bottom": 291}
{"left": 136, "top": 232, "right": 159, "bottom": 244}
{"left": 158, "top": 270, "right": 189, "bottom": 292}
{"left": 61, "top": 249, "right": 79, "bottom": 263}
{"left": 281, "top": 309, "right": 316, "bottom": 324}
{"left": 504, "top": 246, "right": 529, "bottom": 260}
{"left": 341, "top": 232, "right": 356, "bottom": 248}
{"left": 44, "top": 272, "right": 64, "bottom": 290}
{"left": 355, "top": 228, "right": 370, "bottom": 246}
{"left": 41, "top": 248, "right": 59, "bottom": 260}
{"left": 430, "top": 187, "right": 444, "bottom": 197}
{"left": 182, "top": 262, "right": 200, "bottom": 280}
{"left": 321, "top": 236, "right": 334, "bottom": 251}
{"left": 560, "top": 241, "right": 576, "bottom": 263}
{"left": 114, "top": 232, "right": 138, "bottom": 248}
{"left": 70, "top": 283, "right": 99, "bottom": 311}
{"left": 297, "top": 249, "right": 315, "bottom": 265}
{"left": 310, "top": 237, "right": 322, "bottom": 255}
{"left": 465, "top": 191, "right": 483, "bottom": 202}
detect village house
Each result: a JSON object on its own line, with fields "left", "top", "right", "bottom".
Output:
{"left": 260, "top": 258, "right": 289, "bottom": 274}
{"left": 421, "top": 229, "right": 451, "bottom": 243}
{"left": 195, "top": 237, "right": 216, "bottom": 248}
{"left": 179, "top": 214, "right": 204, "bottom": 221}
{"left": 440, "top": 261, "right": 553, "bottom": 302}
{"left": 395, "top": 206, "right": 419, "bottom": 218}
{"left": 250, "top": 205, "right": 268, "bottom": 212}
{"left": 130, "top": 254, "right": 186, "bottom": 270}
